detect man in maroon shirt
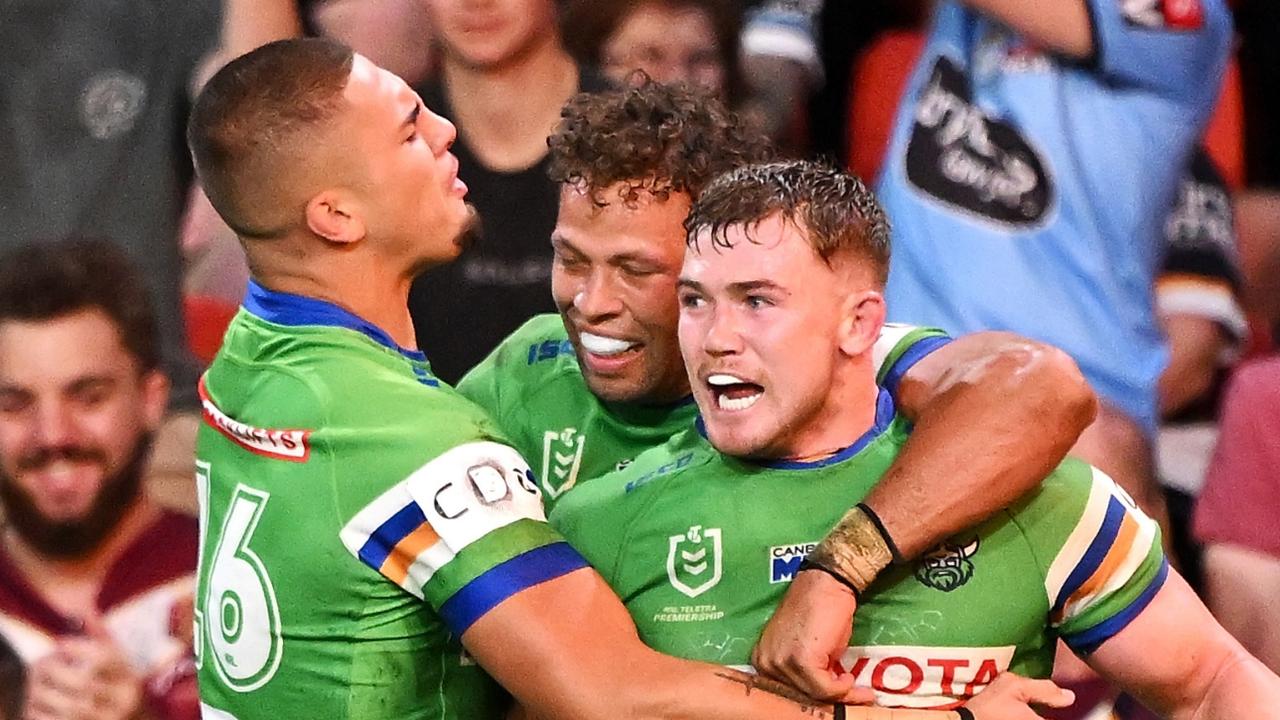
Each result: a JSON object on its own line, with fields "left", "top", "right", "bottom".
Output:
{"left": 0, "top": 239, "right": 198, "bottom": 720}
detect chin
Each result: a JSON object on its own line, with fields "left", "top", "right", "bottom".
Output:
{"left": 584, "top": 375, "right": 646, "bottom": 404}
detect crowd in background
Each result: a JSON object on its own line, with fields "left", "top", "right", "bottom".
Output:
{"left": 0, "top": 0, "right": 1277, "bottom": 718}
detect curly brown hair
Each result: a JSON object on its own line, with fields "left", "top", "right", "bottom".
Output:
{"left": 685, "top": 160, "right": 892, "bottom": 286}
{"left": 547, "top": 78, "right": 773, "bottom": 207}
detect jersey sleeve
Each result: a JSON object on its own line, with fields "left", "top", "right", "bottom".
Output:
{"left": 1011, "top": 461, "right": 1168, "bottom": 655}
{"left": 872, "top": 323, "right": 952, "bottom": 398}
{"left": 1084, "top": 0, "right": 1231, "bottom": 110}
{"left": 339, "top": 441, "right": 589, "bottom": 635}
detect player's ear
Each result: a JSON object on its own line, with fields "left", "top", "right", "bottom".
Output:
{"left": 305, "top": 190, "right": 366, "bottom": 245}
{"left": 837, "top": 289, "right": 885, "bottom": 358}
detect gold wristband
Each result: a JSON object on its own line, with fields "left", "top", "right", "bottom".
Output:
{"left": 807, "top": 505, "right": 894, "bottom": 595}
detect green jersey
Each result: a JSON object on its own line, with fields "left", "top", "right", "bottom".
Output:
{"left": 195, "top": 282, "right": 587, "bottom": 720}
{"left": 459, "top": 314, "right": 950, "bottom": 511}
{"left": 551, "top": 391, "right": 1168, "bottom": 710}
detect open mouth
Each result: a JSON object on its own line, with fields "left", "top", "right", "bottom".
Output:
{"left": 706, "top": 373, "right": 763, "bottom": 411}
{"left": 579, "top": 331, "right": 639, "bottom": 358}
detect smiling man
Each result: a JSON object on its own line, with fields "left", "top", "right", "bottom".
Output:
{"left": 0, "top": 239, "right": 198, "bottom": 720}
{"left": 550, "top": 160, "right": 1280, "bottom": 716}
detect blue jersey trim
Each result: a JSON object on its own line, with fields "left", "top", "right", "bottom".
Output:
{"left": 1053, "top": 496, "right": 1126, "bottom": 614}
{"left": 243, "top": 280, "right": 429, "bottom": 363}
{"left": 357, "top": 502, "right": 426, "bottom": 572}
{"left": 742, "top": 389, "right": 897, "bottom": 470}
{"left": 1063, "top": 559, "right": 1169, "bottom": 654}
{"left": 439, "top": 542, "right": 589, "bottom": 636}
{"left": 880, "top": 335, "right": 952, "bottom": 400}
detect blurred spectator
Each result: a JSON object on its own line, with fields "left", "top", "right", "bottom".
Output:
{"left": 1193, "top": 355, "right": 1280, "bottom": 673}
{"left": 0, "top": 636, "right": 20, "bottom": 720}
{"left": 875, "top": 0, "right": 1231, "bottom": 525}
{"left": 562, "top": 0, "right": 744, "bottom": 102}
{"left": 1155, "top": 147, "right": 1249, "bottom": 590}
{"left": 0, "top": 0, "right": 222, "bottom": 514}
{"left": 0, "top": 240, "right": 198, "bottom": 720}
{"left": 408, "top": 0, "right": 608, "bottom": 382}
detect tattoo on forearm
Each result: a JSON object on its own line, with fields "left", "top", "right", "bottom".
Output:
{"left": 714, "top": 670, "right": 833, "bottom": 718}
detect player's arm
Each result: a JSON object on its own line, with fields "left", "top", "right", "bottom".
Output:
{"left": 220, "top": 0, "right": 304, "bottom": 59}
{"left": 469, "top": 567, "right": 1071, "bottom": 720}
{"left": 754, "top": 332, "right": 1094, "bottom": 701}
{"left": 1084, "top": 569, "right": 1280, "bottom": 718}
{"left": 961, "top": 0, "right": 1231, "bottom": 107}
{"left": 957, "top": 0, "right": 1093, "bottom": 59}
{"left": 873, "top": 331, "right": 1095, "bottom": 559}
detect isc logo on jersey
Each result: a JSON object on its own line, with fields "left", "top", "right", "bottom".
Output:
{"left": 838, "top": 645, "right": 1015, "bottom": 708}
{"left": 769, "top": 542, "right": 818, "bottom": 584}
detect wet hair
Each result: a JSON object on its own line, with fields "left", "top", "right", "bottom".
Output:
{"left": 684, "top": 160, "right": 891, "bottom": 285}
{"left": 187, "top": 38, "right": 354, "bottom": 238}
{"left": 548, "top": 77, "right": 772, "bottom": 207}
{"left": 0, "top": 238, "right": 160, "bottom": 371}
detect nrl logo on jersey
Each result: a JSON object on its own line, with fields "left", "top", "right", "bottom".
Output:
{"left": 915, "top": 536, "right": 980, "bottom": 592}
{"left": 667, "top": 525, "right": 723, "bottom": 598}
{"left": 541, "top": 428, "right": 585, "bottom": 499}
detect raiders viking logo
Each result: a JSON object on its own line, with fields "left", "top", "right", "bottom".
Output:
{"left": 916, "top": 537, "right": 980, "bottom": 592}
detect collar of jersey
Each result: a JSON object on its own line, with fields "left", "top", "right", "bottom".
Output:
{"left": 242, "top": 280, "right": 428, "bottom": 363}
{"left": 696, "top": 387, "right": 897, "bottom": 470}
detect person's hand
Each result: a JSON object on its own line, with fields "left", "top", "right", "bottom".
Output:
{"left": 962, "top": 672, "right": 1075, "bottom": 719}
{"left": 23, "top": 631, "right": 146, "bottom": 720}
{"left": 752, "top": 569, "right": 874, "bottom": 704}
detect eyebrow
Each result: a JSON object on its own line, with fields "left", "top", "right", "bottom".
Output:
{"left": 728, "top": 280, "right": 787, "bottom": 295}
{"left": 402, "top": 103, "right": 421, "bottom": 132}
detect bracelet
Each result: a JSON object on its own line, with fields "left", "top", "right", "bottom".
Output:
{"left": 855, "top": 503, "right": 905, "bottom": 566}
{"left": 798, "top": 558, "right": 862, "bottom": 599}
{"left": 954, "top": 706, "right": 975, "bottom": 720}
{"left": 806, "top": 505, "right": 895, "bottom": 595}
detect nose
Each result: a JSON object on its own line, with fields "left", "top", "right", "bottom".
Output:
{"left": 423, "top": 106, "right": 457, "bottom": 154}
{"left": 32, "top": 400, "right": 77, "bottom": 449}
{"left": 573, "top": 268, "right": 623, "bottom": 322}
{"left": 702, "top": 306, "right": 742, "bottom": 357}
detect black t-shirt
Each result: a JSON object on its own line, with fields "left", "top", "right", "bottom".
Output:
{"left": 409, "top": 67, "right": 610, "bottom": 383}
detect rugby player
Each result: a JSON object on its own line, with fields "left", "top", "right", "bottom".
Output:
{"left": 461, "top": 80, "right": 1096, "bottom": 698}
{"left": 551, "top": 160, "right": 1280, "bottom": 716}
{"left": 186, "top": 39, "right": 1060, "bottom": 720}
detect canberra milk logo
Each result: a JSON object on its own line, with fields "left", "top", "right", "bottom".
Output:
{"left": 540, "top": 428, "right": 585, "bottom": 499}
{"left": 667, "top": 525, "right": 723, "bottom": 598}
{"left": 769, "top": 542, "right": 818, "bottom": 584}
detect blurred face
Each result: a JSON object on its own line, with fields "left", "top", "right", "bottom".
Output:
{"left": 602, "top": 2, "right": 725, "bottom": 94}
{"left": 311, "top": 0, "right": 436, "bottom": 85}
{"left": 678, "top": 215, "right": 875, "bottom": 459}
{"left": 426, "top": 0, "right": 559, "bottom": 70}
{"left": 0, "top": 309, "right": 166, "bottom": 557}
{"left": 552, "top": 184, "right": 691, "bottom": 404}
{"left": 341, "top": 54, "right": 471, "bottom": 271}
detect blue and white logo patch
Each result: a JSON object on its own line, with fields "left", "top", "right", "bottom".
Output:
{"left": 769, "top": 542, "right": 818, "bottom": 584}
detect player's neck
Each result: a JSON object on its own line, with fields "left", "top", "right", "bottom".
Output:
{"left": 775, "top": 370, "right": 882, "bottom": 464}
{"left": 442, "top": 40, "right": 578, "bottom": 172}
{"left": 3, "top": 496, "right": 159, "bottom": 620}
{"left": 256, "top": 267, "right": 420, "bottom": 352}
